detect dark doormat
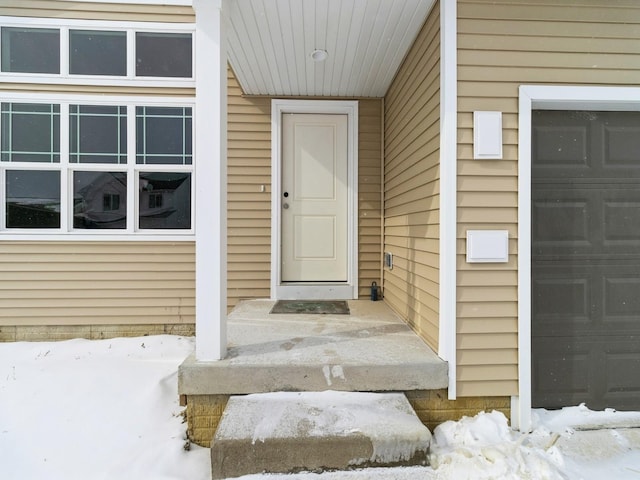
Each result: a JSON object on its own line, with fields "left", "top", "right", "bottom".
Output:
{"left": 270, "top": 300, "right": 350, "bottom": 315}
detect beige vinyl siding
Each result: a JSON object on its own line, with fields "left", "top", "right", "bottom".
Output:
{"left": 0, "top": 242, "right": 194, "bottom": 325}
{"left": 0, "top": 83, "right": 195, "bottom": 97}
{"left": 383, "top": 1, "right": 440, "bottom": 350}
{"left": 226, "top": 68, "right": 383, "bottom": 309}
{"left": 456, "top": 0, "right": 640, "bottom": 397}
{"left": 357, "top": 99, "right": 383, "bottom": 298}
{"left": 227, "top": 68, "right": 272, "bottom": 308}
{"left": 0, "top": 1, "right": 194, "bottom": 22}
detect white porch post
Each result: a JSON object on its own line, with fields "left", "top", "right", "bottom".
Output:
{"left": 193, "top": 0, "right": 227, "bottom": 360}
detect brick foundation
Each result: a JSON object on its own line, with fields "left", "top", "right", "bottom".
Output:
{"left": 0, "top": 324, "right": 195, "bottom": 342}
{"left": 186, "top": 395, "right": 229, "bottom": 447}
{"left": 405, "top": 389, "right": 511, "bottom": 432}
{"left": 184, "top": 389, "right": 511, "bottom": 447}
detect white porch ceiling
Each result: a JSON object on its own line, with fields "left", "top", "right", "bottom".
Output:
{"left": 226, "top": 0, "right": 435, "bottom": 98}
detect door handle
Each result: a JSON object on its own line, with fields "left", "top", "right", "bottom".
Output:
{"left": 283, "top": 203, "right": 289, "bottom": 209}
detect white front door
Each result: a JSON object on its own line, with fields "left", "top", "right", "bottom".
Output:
{"left": 281, "top": 113, "right": 348, "bottom": 282}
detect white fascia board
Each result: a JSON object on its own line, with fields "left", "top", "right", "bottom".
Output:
{"left": 64, "top": 0, "right": 192, "bottom": 5}
{"left": 438, "top": 0, "right": 458, "bottom": 400}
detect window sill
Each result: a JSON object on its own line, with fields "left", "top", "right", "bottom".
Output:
{"left": 0, "top": 74, "right": 195, "bottom": 89}
{"left": 0, "top": 233, "right": 195, "bottom": 241}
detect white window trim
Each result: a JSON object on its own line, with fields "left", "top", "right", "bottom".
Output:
{"left": 0, "top": 16, "right": 195, "bottom": 88}
{"left": 270, "top": 99, "right": 359, "bottom": 300}
{"left": 0, "top": 91, "right": 195, "bottom": 240}
{"left": 515, "top": 84, "right": 640, "bottom": 432}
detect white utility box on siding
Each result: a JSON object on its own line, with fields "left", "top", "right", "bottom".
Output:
{"left": 466, "top": 230, "right": 509, "bottom": 263}
{"left": 473, "top": 111, "right": 503, "bottom": 159}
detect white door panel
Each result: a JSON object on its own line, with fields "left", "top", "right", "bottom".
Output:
{"left": 282, "top": 113, "right": 348, "bottom": 282}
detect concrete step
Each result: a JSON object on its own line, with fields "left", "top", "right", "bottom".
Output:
{"left": 210, "top": 391, "right": 432, "bottom": 479}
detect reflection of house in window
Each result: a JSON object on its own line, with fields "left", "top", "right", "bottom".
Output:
{"left": 103, "top": 193, "right": 120, "bottom": 211}
{"left": 148, "top": 193, "right": 163, "bottom": 209}
{"left": 74, "top": 171, "right": 127, "bottom": 229}
{"left": 139, "top": 172, "right": 191, "bottom": 229}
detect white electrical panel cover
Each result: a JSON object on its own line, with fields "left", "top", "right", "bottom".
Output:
{"left": 466, "top": 230, "right": 509, "bottom": 263}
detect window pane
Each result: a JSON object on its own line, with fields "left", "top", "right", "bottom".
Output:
{"left": 69, "top": 30, "right": 126, "bottom": 76}
{"left": 6, "top": 170, "right": 60, "bottom": 228}
{"left": 136, "top": 106, "right": 192, "bottom": 165}
{"left": 135, "top": 32, "right": 192, "bottom": 78}
{"left": 1, "top": 103, "right": 60, "bottom": 163}
{"left": 70, "top": 105, "right": 127, "bottom": 164}
{"left": 73, "top": 171, "right": 127, "bottom": 229}
{"left": 1, "top": 27, "right": 60, "bottom": 74}
{"left": 139, "top": 172, "right": 191, "bottom": 229}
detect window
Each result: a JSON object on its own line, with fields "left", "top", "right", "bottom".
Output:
{"left": 0, "top": 97, "right": 194, "bottom": 235}
{"left": 70, "top": 105, "right": 126, "bottom": 164}
{"left": 135, "top": 32, "right": 192, "bottom": 78}
{"left": 1, "top": 103, "right": 60, "bottom": 163}
{"left": 1, "top": 27, "right": 60, "bottom": 74}
{"left": 6, "top": 170, "right": 61, "bottom": 228}
{"left": 73, "top": 171, "right": 127, "bottom": 230}
{"left": 0, "top": 21, "right": 193, "bottom": 82}
{"left": 148, "top": 193, "right": 163, "bottom": 209}
{"left": 69, "top": 30, "right": 126, "bottom": 76}
{"left": 103, "top": 193, "right": 121, "bottom": 212}
{"left": 139, "top": 172, "right": 191, "bottom": 229}
{"left": 136, "top": 107, "right": 192, "bottom": 165}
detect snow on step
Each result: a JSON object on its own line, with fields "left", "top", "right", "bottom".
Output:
{"left": 210, "top": 391, "right": 432, "bottom": 479}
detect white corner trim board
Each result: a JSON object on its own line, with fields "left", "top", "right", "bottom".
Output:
{"left": 439, "top": 0, "right": 458, "bottom": 401}
{"left": 516, "top": 84, "right": 640, "bottom": 432}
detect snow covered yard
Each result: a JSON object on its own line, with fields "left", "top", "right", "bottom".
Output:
{"left": 1, "top": 335, "right": 640, "bottom": 480}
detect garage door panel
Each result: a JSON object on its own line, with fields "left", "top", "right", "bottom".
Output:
{"left": 533, "top": 337, "right": 640, "bottom": 410}
{"left": 603, "top": 199, "right": 640, "bottom": 245}
{"left": 532, "top": 197, "right": 591, "bottom": 247}
{"left": 604, "top": 337, "right": 640, "bottom": 408}
{"left": 603, "top": 123, "right": 640, "bottom": 168}
{"left": 532, "top": 338, "right": 592, "bottom": 408}
{"left": 533, "top": 187, "right": 640, "bottom": 255}
{"left": 534, "top": 111, "right": 640, "bottom": 178}
{"left": 532, "top": 274, "right": 591, "bottom": 322}
{"left": 534, "top": 262, "right": 640, "bottom": 335}
{"left": 604, "top": 276, "right": 640, "bottom": 319}
{"left": 533, "top": 124, "right": 590, "bottom": 168}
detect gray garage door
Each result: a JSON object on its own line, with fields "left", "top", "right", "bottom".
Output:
{"left": 532, "top": 110, "right": 640, "bottom": 410}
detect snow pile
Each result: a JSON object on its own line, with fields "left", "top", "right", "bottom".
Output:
{"left": 0, "top": 336, "right": 209, "bottom": 480}
{"left": 428, "top": 411, "right": 566, "bottom": 480}
{"left": 533, "top": 403, "right": 640, "bottom": 432}
{"left": 531, "top": 405, "right": 640, "bottom": 479}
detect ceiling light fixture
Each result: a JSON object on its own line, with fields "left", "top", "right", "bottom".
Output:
{"left": 310, "top": 49, "right": 328, "bottom": 62}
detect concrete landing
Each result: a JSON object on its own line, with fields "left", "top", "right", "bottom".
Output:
{"left": 179, "top": 299, "right": 448, "bottom": 395}
{"left": 210, "top": 391, "right": 432, "bottom": 479}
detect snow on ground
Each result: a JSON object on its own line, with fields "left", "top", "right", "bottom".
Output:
{"left": 0, "top": 336, "right": 210, "bottom": 480}
{"left": 1, "top": 335, "right": 640, "bottom": 480}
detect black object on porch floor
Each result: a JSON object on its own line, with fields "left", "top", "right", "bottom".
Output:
{"left": 270, "top": 300, "right": 350, "bottom": 315}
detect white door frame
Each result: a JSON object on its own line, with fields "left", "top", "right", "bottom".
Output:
{"left": 515, "top": 85, "right": 640, "bottom": 432}
{"left": 271, "top": 99, "right": 359, "bottom": 300}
